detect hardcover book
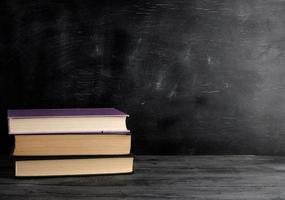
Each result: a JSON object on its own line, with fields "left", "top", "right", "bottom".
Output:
{"left": 8, "top": 108, "right": 129, "bottom": 134}
{"left": 13, "top": 133, "right": 131, "bottom": 156}
{"left": 14, "top": 155, "right": 134, "bottom": 177}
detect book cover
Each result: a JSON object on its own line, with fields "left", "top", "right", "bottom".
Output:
{"left": 8, "top": 108, "right": 128, "bottom": 118}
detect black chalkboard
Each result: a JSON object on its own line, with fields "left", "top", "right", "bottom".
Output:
{"left": 1, "top": 0, "right": 285, "bottom": 155}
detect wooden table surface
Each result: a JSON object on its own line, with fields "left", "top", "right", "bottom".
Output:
{"left": 1, "top": 155, "right": 285, "bottom": 199}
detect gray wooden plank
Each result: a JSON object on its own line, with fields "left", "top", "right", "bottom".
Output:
{"left": 1, "top": 156, "right": 285, "bottom": 199}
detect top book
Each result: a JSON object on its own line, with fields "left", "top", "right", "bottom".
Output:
{"left": 8, "top": 108, "right": 129, "bottom": 135}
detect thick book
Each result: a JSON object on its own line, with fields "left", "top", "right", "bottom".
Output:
{"left": 8, "top": 108, "right": 129, "bottom": 134}
{"left": 13, "top": 133, "right": 131, "bottom": 156}
{"left": 14, "top": 155, "right": 134, "bottom": 177}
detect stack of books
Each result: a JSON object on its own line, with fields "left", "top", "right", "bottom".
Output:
{"left": 8, "top": 108, "right": 133, "bottom": 177}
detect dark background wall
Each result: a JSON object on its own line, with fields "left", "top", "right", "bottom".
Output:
{"left": 1, "top": 0, "right": 285, "bottom": 155}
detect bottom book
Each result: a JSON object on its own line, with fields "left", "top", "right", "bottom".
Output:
{"left": 14, "top": 156, "right": 134, "bottom": 177}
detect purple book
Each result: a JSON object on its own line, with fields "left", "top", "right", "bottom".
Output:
{"left": 8, "top": 108, "right": 128, "bottom": 118}
{"left": 8, "top": 108, "right": 130, "bottom": 135}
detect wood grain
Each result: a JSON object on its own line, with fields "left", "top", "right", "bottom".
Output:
{"left": 1, "top": 155, "right": 285, "bottom": 199}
